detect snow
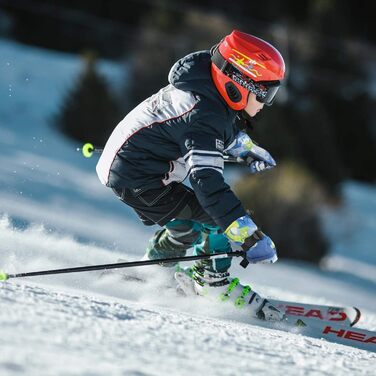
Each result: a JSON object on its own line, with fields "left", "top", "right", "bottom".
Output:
{"left": 2, "top": 282, "right": 375, "bottom": 376}
{"left": 0, "top": 38, "right": 375, "bottom": 375}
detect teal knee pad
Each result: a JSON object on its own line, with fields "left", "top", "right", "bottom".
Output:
{"left": 165, "top": 219, "right": 193, "bottom": 230}
{"left": 201, "top": 224, "right": 221, "bottom": 235}
{"left": 165, "top": 219, "right": 202, "bottom": 233}
{"left": 194, "top": 233, "right": 232, "bottom": 273}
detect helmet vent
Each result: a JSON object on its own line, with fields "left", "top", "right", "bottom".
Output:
{"left": 257, "top": 53, "right": 270, "bottom": 61}
{"left": 225, "top": 82, "right": 241, "bottom": 103}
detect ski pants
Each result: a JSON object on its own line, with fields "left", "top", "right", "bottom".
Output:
{"left": 112, "top": 182, "right": 232, "bottom": 273}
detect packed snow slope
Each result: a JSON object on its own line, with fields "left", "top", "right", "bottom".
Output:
{"left": 0, "top": 39, "right": 375, "bottom": 375}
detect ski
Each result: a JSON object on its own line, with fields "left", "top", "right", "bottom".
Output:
{"left": 278, "top": 316, "right": 376, "bottom": 353}
{"left": 103, "top": 266, "right": 362, "bottom": 328}
{"left": 102, "top": 265, "right": 374, "bottom": 353}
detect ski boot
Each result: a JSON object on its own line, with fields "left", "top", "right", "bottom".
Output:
{"left": 175, "top": 266, "right": 284, "bottom": 321}
{"left": 194, "top": 267, "right": 283, "bottom": 321}
{"left": 175, "top": 231, "right": 284, "bottom": 322}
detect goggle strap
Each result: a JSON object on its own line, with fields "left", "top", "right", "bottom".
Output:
{"left": 211, "top": 48, "right": 230, "bottom": 72}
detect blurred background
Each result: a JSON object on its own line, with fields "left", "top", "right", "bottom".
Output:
{"left": 0, "top": 0, "right": 375, "bottom": 268}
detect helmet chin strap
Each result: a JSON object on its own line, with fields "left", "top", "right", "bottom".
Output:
{"left": 235, "top": 110, "right": 255, "bottom": 132}
{"left": 235, "top": 91, "right": 253, "bottom": 132}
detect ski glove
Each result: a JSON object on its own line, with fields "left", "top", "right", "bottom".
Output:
{"left": 224, "top": 215, "right": 258, "bottom": 245}
{"left": 245, "top": 235, "right": 278, "bottom": 264}
{"left": 225, "top": 132, "right": 276, "bottom": 174}
{"left": 224, "top": 215, "right": 278, "bottom": 264}
{"left": 225, "top": 132, "right": 255, "bottom": 158}
{"left": 246, "top": 144, "right": 276, "bottom": 174}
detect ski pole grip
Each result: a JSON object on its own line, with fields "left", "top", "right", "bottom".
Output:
{"left": 254, "top": 230, "right": 265, "bottom": 240}
{"left": 241, "top": 229, "right": 264, "bottom": 251}
{"left": 239, "top": 229, "right": 264, "bottom": 268}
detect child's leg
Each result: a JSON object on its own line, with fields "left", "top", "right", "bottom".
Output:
{"left": 193, "top": 228, "right": 232, "bottom": 274}
{"left": 112, "top": 183, "right": 232, "bottom": 271}
{"left": 146, "top": 220, "right": 202, "bottom": 265}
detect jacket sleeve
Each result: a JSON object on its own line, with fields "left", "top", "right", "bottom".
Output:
{"left": 180, "top": 118, "right": 247, "bottom": 231}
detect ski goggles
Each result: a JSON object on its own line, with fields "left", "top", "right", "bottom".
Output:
{"left": 229, "top": 70, "right": 280, "bottom": 106}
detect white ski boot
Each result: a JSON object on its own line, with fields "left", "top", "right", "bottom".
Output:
{"left": 175, "top": 267, "right": 284, "bottom": 322}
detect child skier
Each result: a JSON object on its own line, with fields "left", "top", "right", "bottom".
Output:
{"left": 96, "top": 30, "right": 285, "bottom": 321}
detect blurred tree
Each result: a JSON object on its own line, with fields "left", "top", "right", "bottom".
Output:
{"left": 53, "top": 51, "right": 122, "bottom": 145}
{"left": 326, "top": 92, "right": 376, "bottom": 182}
{"left": 302, "top": 31, "right": 376, "bottom": 184}
{"left": 124, "top": 8, "right": 234, "bottom": 111}
{"left": 249, "top": 18, "right": 376, "bottom": 189}
{"left": 2, "top": 0, "right": 374, "bottom": 56}
{"left": 234, "top": 162, "right": 329, "bottom": 263}
{"left": 250, "top": 98, "right": 346, "bottom": 194}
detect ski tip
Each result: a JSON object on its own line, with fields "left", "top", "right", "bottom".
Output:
{"left": 82, "top": 143, "right": 94, "bottom": 158}
{"left": 0, "top": 271, "right": 9, "bottom": 282}
{"left": 351, "top": 307, "right": 362, "bottom": 327}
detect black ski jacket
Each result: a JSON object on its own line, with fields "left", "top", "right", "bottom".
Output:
{"left": 96, "top": 51, "right": 247, "bottom": 230}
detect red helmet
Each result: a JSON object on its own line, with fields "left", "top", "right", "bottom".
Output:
{"left": 211, "top": 30, "right": 285, "bottom": 110}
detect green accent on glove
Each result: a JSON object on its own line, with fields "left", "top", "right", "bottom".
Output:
{"left": 0, "top": 271, "right": 9, "bottom": 281}
{"left": 244, "top": 139, "right": 254, "bottom": 151}
{"left": 82, "top": 143, "right": 94, "bottom": 158}
{"left": 224, "top": 221, "right": 250, "bottom": 243}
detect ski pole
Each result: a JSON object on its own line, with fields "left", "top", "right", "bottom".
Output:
{"left": 0, "top": 250, "right": 249, "bottom": 282}
{"left": 77, "top": 142, "right": 245, "bottom": 163}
